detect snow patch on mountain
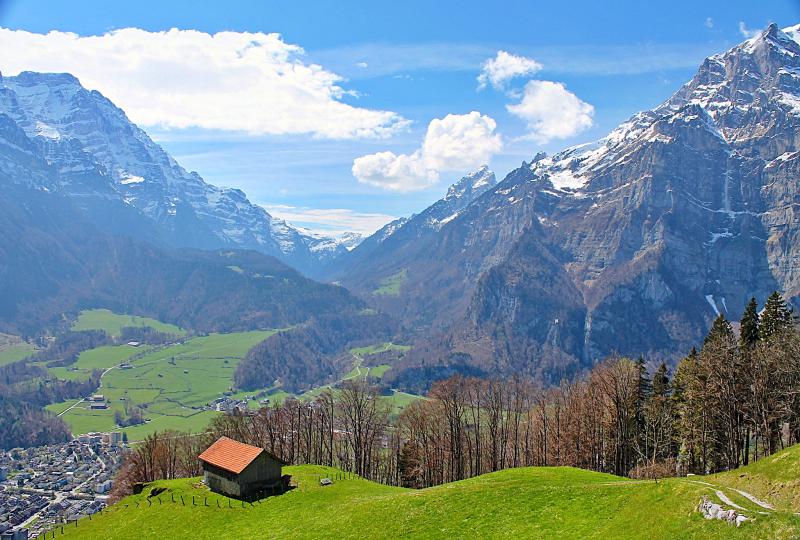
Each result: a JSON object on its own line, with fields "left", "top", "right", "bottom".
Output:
{"left": 34, "top": 121, "right": 60, "bottom": 140}
{"left": 120, "top": 173, "right": 145, "bottom": 185}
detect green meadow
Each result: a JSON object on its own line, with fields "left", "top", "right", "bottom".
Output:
{"left": 46, "top": 345, "right": 151, "bottom": 381}
{"left": 71, "top": 309, "right": 185, "bottom": 337}
{"left": 58, "top": 445, "right": 800, "bottom": 539}
{"left": 0, "top": 340, "right": 35, "bottom": 366}
{"left": 47, "top": 309, "right": 422, "bottom": 440}
{"left": 48, "top": 331, "right": 275, "bottom": 439}
{"left": 286, "top": 341, "right": 422, "bottom": 415}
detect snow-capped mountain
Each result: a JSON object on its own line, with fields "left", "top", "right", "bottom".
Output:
{"left": 0, "top": 71, "right": 350, "bottom": 276}
{"left": 326, "top": 166, "right": 496, "bottom": 280}
{"left": 333, "top": 24, "right": 800, "bottom": 385}
{"left": 303, "top": 230, "right": 365, "bottom": 263}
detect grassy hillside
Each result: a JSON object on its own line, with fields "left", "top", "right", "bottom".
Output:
{"left": 372, "top": 268, "right": 407, "bottom": 296}
{"left": 57, "top": 452, "right": 800, "bottom": 539}
{"left": 711, "top": 445, "right": 800, "bottom": 512}
{"left": 71, "top": 309, "right": 185, "bottom": 337}
{"left": 0, "top": 339, "right": 35, "bottom": 366}
{"left": 46, "top": 331, "right": 275, "bottom": 440}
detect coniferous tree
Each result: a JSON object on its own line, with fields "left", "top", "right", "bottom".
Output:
{"left": 652, "top": 362, "right": 670, "bottom": 397}
{"left": 672, "top": 348, "right": 702, "bottom": 472}
{"left": 739, "top": 297, "right": 760, "bottom": 349}
{"left": 738, "top": 297, "right": 759, "bottom": 464}
{"left": 700, "top": 314, "right": 747, "bottom": 470}
{"left": 760, "top": 291, "right": 792, "bottom": 340}
{"left": 706, "top": 314, "right": 735, "bottom": 344}
{"left": 644, "top": 361, "right": 673, "bottom": 464}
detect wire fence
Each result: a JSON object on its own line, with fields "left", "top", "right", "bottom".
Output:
{"left": 33, "top": 471, "right": 363, "bottom": 539}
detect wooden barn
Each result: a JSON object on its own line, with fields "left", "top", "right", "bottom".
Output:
{"left": 198, "top": 437, "right": 288, "bottom": 498}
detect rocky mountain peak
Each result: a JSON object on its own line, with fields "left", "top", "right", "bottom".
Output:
{"left": 445, "top": 165, "right": 496, "bottom": 201}
{"left": 12, "top": 71, "right": 81, "bottom": 87}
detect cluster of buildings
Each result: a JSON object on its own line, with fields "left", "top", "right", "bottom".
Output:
{"left": 207, "top": 396, "right": 250, "bottom": 413}
{"left": 88, "top": 394, "right": 109, "bottom": 410}
{"left": 0, "top": 433, "right": 125, "bottom": 539}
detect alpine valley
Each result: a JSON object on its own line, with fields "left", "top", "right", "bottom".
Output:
{"left": 5, "top": 7, "right": 800, "bottom": 540}
{"left": 1, "top": 24, "right": 799, "bottom": 394}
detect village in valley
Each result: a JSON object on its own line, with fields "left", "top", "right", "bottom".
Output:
{"left": 0, "top": 434, "right": 125, "bottom": 539}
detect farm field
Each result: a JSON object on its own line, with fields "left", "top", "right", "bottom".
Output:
{"left": 58, "top": 445, "right": 800, "bottom": 539}
{"left": 349, "top": 342, "right": 412, "bottom": 357}
{"left": 71, "top": 309, "right": 185, "bottom": 337}
{"left": 0, "top": 338, "right": 35, "bottom": 366}
{"left": 47, "top": 331, "right": 275, "bottom": 440}
{"left": 42, "top": 323, "right": 422, "bottom": 440}
{"left": 46, "top": 344, "right": 152, "bottom": 381}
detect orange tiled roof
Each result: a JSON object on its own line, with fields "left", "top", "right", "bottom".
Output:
{"left": 198, "top": 437, "right": 264, "bottom": 474}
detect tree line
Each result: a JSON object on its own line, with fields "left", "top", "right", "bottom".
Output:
{"left": 113, "top": 292, "right": 799, "bottom": 494}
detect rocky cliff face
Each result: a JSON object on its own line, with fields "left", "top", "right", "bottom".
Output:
{"left": 338, "top": 24, "right": 800, "bottom": 386}
{"left": 0, "top": 72, "right": 356, "bottom": 275}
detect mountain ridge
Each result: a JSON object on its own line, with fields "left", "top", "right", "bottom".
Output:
{"left": 332, "top": 23, "right": 800, "bottom": 389}
{"left": 0, "top": 70, "right": 359, "bottom": 276}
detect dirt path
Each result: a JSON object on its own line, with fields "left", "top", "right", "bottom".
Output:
{"left": 715, "top": 490, "right": 746, "bottom": 510}
{"left": 733, "top": 489, "right": 775, "bottom": 510}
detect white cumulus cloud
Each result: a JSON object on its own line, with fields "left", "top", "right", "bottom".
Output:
{"left": 738, "top": 22, "right": 760, "bottom": 39}
{"left": 0, "top": 27, "right": 408, "bottom": 139}
{"left": 507, "top": 80, "right": 594, "bottom": 143}
{"left": 352, "top": 150, "right": 433, "bottom": 192}
{"left": 352, "top": 111, "right": 502, "bottom": 192}
{"left": 477, "top": 50, "right": 542, "bottom": 90}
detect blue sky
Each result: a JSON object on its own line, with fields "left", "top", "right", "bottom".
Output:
{"left": 1, "top": 0, "right": 798, "bottom": 234}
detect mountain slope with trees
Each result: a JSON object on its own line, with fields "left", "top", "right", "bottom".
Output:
{"left": 0, "top": 184, "right": 368, "bottom": 337}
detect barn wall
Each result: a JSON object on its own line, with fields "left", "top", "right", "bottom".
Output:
{"left": 203, "top": 464, "right": 242, "bottom": 497}
{"left": 202, "top": 454, "right": 283, "bottom": 498}
{"left": 238, "top": 453, "right": 283, "bottom": 495}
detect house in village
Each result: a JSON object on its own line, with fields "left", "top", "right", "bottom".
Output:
{"left": 198, "top": 437, "right": 288, "bottom": 499}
